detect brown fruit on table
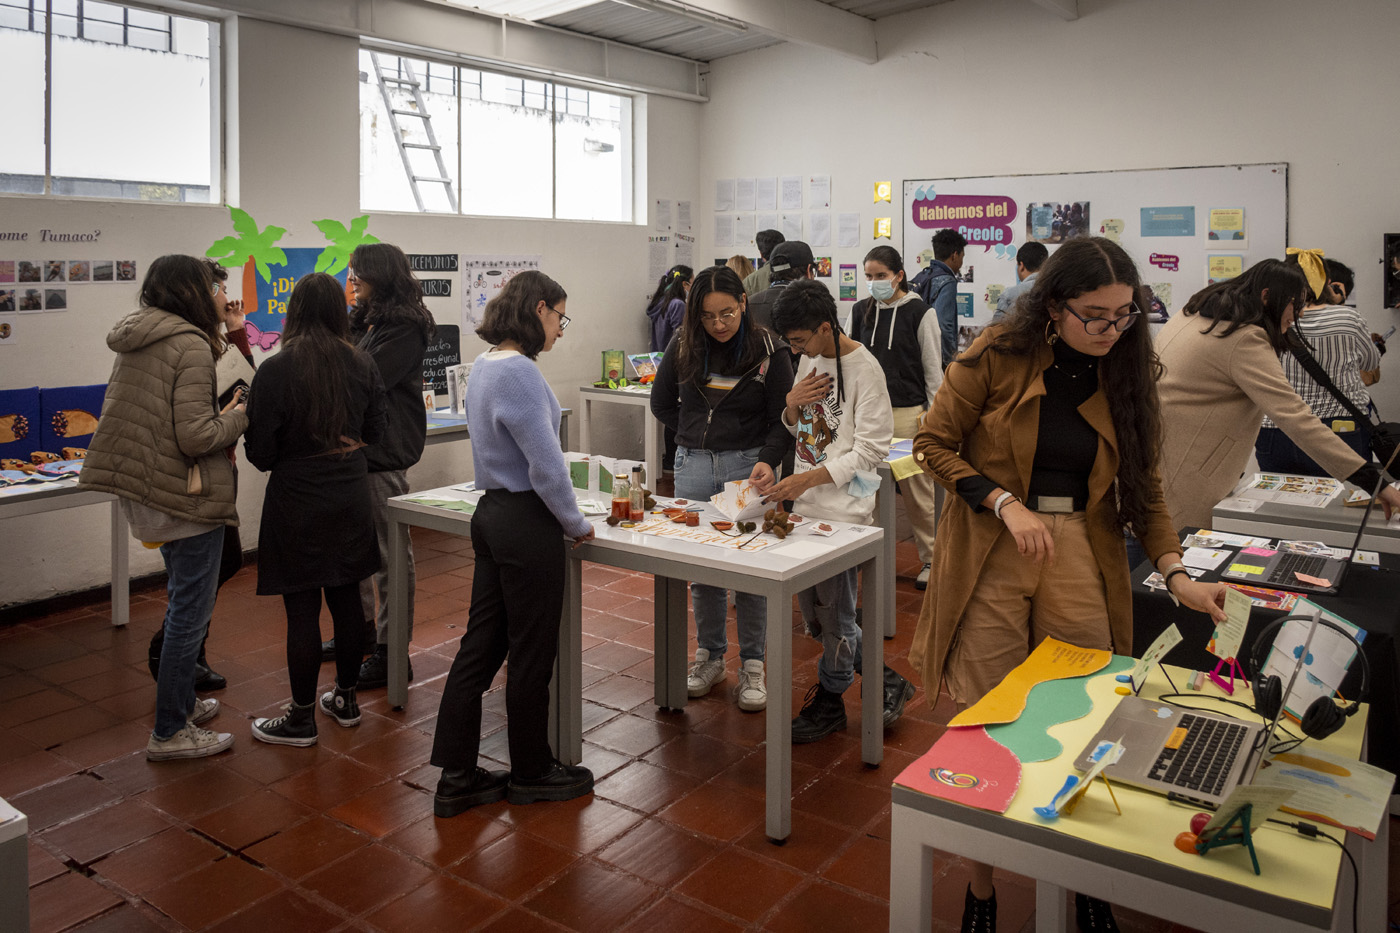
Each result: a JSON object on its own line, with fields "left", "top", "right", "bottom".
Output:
{"left": 606, "top": 514, "right": 622, "bottom": 526}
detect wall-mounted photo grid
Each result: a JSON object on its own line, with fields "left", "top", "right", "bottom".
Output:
{"left": 0, "top": 260, "right": 137, "bottom": 314}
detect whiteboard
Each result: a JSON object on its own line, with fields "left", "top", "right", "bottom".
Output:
{"left": 901, "top": 163, "right": 1287, "bottom": 342}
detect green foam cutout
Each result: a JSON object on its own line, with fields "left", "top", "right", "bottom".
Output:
{"left": 985, "top": 654, "right": 1134, "bottom": 762}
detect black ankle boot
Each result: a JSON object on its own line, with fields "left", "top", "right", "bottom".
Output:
{"left": 1074, "top": 893, "right": 1119, "bottom": 932}
{"left": 194, "top": 643, "right": 226, "bottom": 691}
{"left": 961, "top": 884, "right": 996, "bottom": 933}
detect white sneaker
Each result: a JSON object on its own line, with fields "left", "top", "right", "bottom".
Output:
{"left": 189, "top": 697, "right": 219, "bottom": 726}
{"left": 686, "top": 648, "right": 726, "bottom": 697}
{"left": 147, "top": 723, "right": 234, "bottom": 761}
{"left": 734, "top": 659, "right": 766, "bottom": 711}
{"left": 915, "top": 563, "right": 931, "bottom": 590}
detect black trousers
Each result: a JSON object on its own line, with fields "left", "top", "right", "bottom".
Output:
{"left": 431, "top": 489, "right": 566, "bottom": 779}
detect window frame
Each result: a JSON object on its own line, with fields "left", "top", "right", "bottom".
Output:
{"left": 0, "top": 0, "right": 222, "bottom": 204}
{"left": 360, "top": 42, "right": 636, "bottom": 224}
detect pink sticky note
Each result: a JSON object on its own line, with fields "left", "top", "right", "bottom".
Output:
{"left": 1242, "top": 547, "right": 1277, "bottom": 557}
{"left": 1294, "top": 571, "right": 1332, "bottom": 587}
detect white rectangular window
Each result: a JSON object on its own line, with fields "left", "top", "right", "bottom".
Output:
{"left": 359, "top": 48, "right": 634, "bottom": 223}
{"left": 0, "top": 0, "right": 220, "bottom": 202}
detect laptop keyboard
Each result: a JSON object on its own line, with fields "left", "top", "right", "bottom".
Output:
{"left": 1265, "top": 552, "right": 1328, "bottom": 586}
{"left": 1147, "top": 714, "right": 1248, "bottom": 797}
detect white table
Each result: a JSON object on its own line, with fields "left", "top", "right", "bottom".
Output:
{"left": 889, "top": 665, "right": 1387, "bottom": 932}
{"left": 385, "top": 485, "right": 887, "bottom": 842}
{"left": 1212, "top": 477, "right": 1400, "bottom": 555}
{"left": 577, "top": 387, "right": 661, "bottom": 486}
{"left": 0, "top": 798, "right": 28, "bottom": 933}
{"left": 0, "top": 479, "right": 128, "bottom": 626}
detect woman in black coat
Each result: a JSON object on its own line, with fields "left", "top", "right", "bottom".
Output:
{"left": 244, "top": 273, "right": 386, "bottom": 746}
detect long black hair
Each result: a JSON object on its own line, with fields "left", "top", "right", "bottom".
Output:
{"left": 476, "top": 270, "right": 567, "bottom": 360}
{"left": 1182, "top": 258, "right": 1307, "bottom": 353}
{"left": 648, "top": 264, "right": 691, "bottom": 312}
{"left": 348, "top": 243, "right": 436, "bottom": 340}
{"left": 675, "top": 265, "right": 771, "bottom": 383}
{"left": 281, "top": 273, "right": 371, "bottom": 450}
{"left": 772, "top": 279, "right": 849, "bottom": 404}
{"left": 140, "top": 254, "right": 224, "bottom": 356}
{"left": 959, "top": 237, "right": 1163, "bottom": 536}
{"left": 861, "top": 244, "right": 911, "bottom": 336}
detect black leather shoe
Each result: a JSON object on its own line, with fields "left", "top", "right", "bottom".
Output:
{"left": 320, "top": 638, "right": 336, "bottom": 663}
{"left": 357, "top": 644, "right": 413, "bottom": 690}
{"left": 1074, "top": 893, "right": 1119, "bottom": 932}
{"left": 322, "top": 619, "right": 376, "bottom": 663}
{"left": 791, "top": 684, "right": 847, "bottom": 744}
{"left": 961, "top": 884, "right": 996, "bottom": 933}
{"left": 882, "top": 666, "right": 915, "bottom": 727}
{"left": 435, "top": 766, "right": 509, "bottom": 817}
{"left": 194, "top": 658, "right": 227, "bottom": 692}
{"left": 507, "top": 761, "right": 594, "bottom": 804}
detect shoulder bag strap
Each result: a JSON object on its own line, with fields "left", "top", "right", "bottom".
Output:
{"left": 1287, "top": 335, "right": 1375, "bottom": 426}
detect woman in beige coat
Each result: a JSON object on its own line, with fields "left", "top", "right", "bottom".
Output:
{"left": 1156, "top": 258, "right": 1400, "bottom": 529}
{"left": 909, "top": 238, "right": 1226, "bottom": 933}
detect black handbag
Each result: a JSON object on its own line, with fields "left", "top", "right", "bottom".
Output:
{"left": 1287, "top": 337, "right": 1400, "bottom": 470}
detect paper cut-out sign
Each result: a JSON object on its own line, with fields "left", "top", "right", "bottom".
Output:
{"left": 1129, "top": 623, "right": 1182, "bottom": 690}
{"left": 893, "top": 726, "right": 1021, "bottom": 814}
{"left": 873, "top": 181, "right": 892, "bottom": 203}
{"left": 950, "top": 638, "right": 1112, "bottom": 727}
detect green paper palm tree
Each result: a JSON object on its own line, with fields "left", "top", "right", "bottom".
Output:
{"left": 313, "top": 215, "right": 379, "bottom": 277}
{"left": 204, "top": 207, "right": 289, "bottom": 314}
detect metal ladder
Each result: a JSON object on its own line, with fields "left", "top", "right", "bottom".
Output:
{"left": 369, "top": 51, "right": 458, "bottom": 212}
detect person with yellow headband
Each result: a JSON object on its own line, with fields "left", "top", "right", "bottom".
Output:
{"left": 1254, "top": 251, "right": 1379, "bottom": 473}
{"left": 1154, "top": 257, "right": 1400, "bottom": 535}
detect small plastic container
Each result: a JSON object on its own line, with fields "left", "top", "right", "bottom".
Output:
{"left": 685, "top": 511, "right": 699, "bottom": 526}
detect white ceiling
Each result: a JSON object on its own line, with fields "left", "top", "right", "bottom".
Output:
{"left": 454, "top": 0, "right": 956, "bottom": 62}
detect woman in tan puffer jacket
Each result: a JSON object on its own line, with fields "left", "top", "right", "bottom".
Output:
{"left": 80, "top": 254, "right": 248, "bottom": 762}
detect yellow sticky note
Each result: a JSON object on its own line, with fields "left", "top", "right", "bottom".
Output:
{"left": 1227, "top": 563, "right": 1263, "bottom": 576}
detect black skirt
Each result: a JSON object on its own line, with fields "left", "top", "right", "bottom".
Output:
{"left": 256, "top": 450, "right": 380, "bottom": 595}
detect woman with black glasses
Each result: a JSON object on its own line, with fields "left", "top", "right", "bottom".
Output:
{"left": 650, "top": 265, "right": 794, "bottom": 713}
{"left": 907, "top": 237, "right": 1226, "bottom": 933}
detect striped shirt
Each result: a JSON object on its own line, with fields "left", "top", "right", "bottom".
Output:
{"left": 1261, "top": 305, "right": 1379, "bottom": 428}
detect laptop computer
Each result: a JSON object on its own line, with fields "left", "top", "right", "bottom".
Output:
{"left": 1218, "top": 474, "right": 1387, "bottom": 595}
{"left": 1072, "top": 612, "right": 1324, "bottom": 807}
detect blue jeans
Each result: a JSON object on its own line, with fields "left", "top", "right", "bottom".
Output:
{"left": 154, "top": 526, "right": 225, "bottom": 739}
{"left": 673, "top": 445, "right": 766, "bottom": 662}
{"left": 799, "top": 567, "right": 861, "bottom": 694}
{"left": 1255, "top": 424, "right": 1370, "bottom": 476}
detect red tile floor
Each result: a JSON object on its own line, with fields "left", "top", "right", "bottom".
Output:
{"left": 3, "top": 530, "right": 1398, "bottom": 931}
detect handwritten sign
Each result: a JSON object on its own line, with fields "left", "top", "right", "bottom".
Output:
{"left": 421, "top": 324, "right": 460, "bottom": 394}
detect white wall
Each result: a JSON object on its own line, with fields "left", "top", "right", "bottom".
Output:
{"left": 1, "top": 13, "right": 699, "bottom": 609}
{"left": 697, "top": 0, "right": 1400, "bottom": 395}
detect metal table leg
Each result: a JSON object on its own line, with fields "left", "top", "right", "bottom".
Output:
{"left": 654, "top": 576, "right": 688, "bottom": 710}
{"left": 387, "top": 517, "right": 411, "bottom": 709}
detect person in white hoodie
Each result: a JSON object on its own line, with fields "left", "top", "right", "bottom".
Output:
{"left": 760, "top": 279, "right": 914, "bottom": 743}
{"left": 852, "top": 245, "right": 942, "bottom": 590}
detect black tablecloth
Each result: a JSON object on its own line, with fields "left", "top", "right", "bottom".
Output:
{"left": 1131, "top": 531, "right": 1400, "bottom": 777}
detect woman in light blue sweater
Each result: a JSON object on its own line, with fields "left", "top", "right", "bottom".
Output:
{"left": 430, "top": 270, "right": 596, "bottom": 818}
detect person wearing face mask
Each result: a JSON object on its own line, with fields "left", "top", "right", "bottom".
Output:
{"left": 1156, "top": 255, "right": 1400, "bottom": 533}
{"left": 852, "top": 245, "right": 942, "bottom": 592}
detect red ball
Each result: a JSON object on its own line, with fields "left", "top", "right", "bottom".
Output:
{"left": 1174, "top": 831, "right": 1202, "bottom": 855}
{"left": 1190, "top": 812, "right": 1211, "bottom": 835}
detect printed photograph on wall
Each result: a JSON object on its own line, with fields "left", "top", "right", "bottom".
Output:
{"left": 1026, "top": 201, "right": 1091, "bottom": 244}
{"left": 92, "top": 261, "right": 113, "bottom": 281}
{"left": 1386, "top": 234, "right": 1400, "bottom": 309}
{"left": 116, "top": 261, "right": 137, "bottom": 281}
{"left": 19, "top": 289, "right": 42, "bottom": 311}
{"left": 1145, "top": 283, "right": 1172, "bottom": 322}
{"left": 67, "top": 261, "right": 90, "bottom": 282}
{"left": 0, "top": 261, "right": 13, "bottom": 283}
{"left": 0, "top": 290, "right": 14, "bottom": 312}
{"left": 44, "top": 289, "right": 67, "bottom": 311}
{"left": 18, "top": 262, "right": 40, "bottom": 282}
{"left": 955, "top": 264, "right": 975, "bottom": 284}
{"left": 815, "top": 257, "right": 832, "bottom": 278}
{"left": 45, "top": 261, "right": 65, "bottom": 282}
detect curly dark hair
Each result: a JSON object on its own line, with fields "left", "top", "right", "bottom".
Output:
{"left": 958, "top": 237, "right": 1163, "bottom": 535}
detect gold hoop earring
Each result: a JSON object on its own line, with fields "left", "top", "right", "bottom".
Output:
{"left": 1044, "top": 319, "right": 1059, "bottom": 346}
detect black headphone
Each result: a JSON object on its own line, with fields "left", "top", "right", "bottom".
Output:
{"left": 1248, "top": 614, "right": 1369, "bottom": 741}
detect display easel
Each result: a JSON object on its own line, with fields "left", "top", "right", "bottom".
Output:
{"left": 1196, "top": 802, "right": 1260, "bottom": 874}
{"left": 1208, "top": 657, "right": 1245, "bottom": 695}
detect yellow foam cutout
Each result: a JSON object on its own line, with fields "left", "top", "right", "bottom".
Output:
{"left": 949, "top": 637, "right": 1112, "bottom": 727}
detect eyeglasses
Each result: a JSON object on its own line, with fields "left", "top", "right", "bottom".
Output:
{"left": 1061, "top": 301, "right": 1141, "bottom": 335}
{"left": 347, "top": 270, "right": 359, "bottom": 283}
{"left": 547, "top": 305, "right": 570, "bottom": 332}
{"left": 211, "top": 282, "right": 225, "bottom": 297}
{"left": 699, "top": 308, "right": 740, "bottom": 327}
